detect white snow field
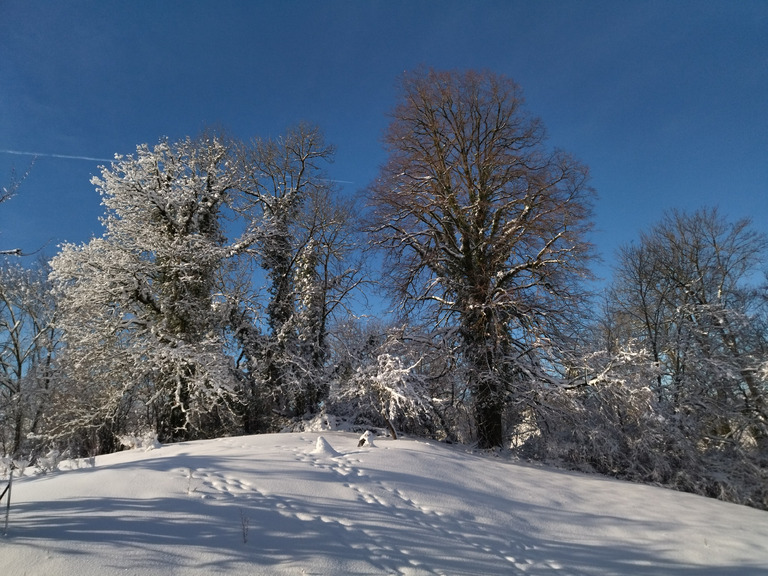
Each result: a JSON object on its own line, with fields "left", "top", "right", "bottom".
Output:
{"left": 2, "top": 432, "right": 767, "bottom": 575}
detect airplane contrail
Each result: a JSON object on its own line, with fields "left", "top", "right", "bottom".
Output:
{"left": 1, "top": 149, "right": 357, "bottom": 184}
{"left": 0, "top": 149, "right": 113, "bottom": 163}
{"left": 318, "top": 178, "right": 355, "bottom": 185}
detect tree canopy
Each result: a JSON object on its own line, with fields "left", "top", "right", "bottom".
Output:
{"left": 368, "top": 69, "right": 596, "bottom": 447}
{"left": 1, "top": 70, "right": 766, "bottom": 509}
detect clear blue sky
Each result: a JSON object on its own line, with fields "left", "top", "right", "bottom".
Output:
{"left": 1, "top": 1, "right": 766, "bottom": 285}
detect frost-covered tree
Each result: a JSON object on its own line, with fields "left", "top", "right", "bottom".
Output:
{"left": 0, "top": 260, "right": 58, "bottom": 457}
{"left": 607, "top": 208, "right": 767, "bottom": 450}
{"left": 368, "top": 69, "right": 595, "bottom": 448}
{"left": 294, "top": 188, "right": 367, "bottom": 415}
{"left": 50, "top": 136, "right": 242, "bottom": 448}
{"left": 559, "top": 207, "right": 768, "bottom": 508}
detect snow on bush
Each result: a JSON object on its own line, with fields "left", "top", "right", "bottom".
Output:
{"left": 331, "top": 354, "right": 434, "bottom": 439}
{"left": 523, "top": 342, "right": 768, "bottom": 509}
{"left": 118, "top": 430, "right": 161, "bottom": 452}
{"left": 35, "top": 449, "right": 63, "bottom": 474}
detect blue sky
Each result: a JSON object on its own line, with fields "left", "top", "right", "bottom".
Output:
{"left": 1, "top": 1, "right": 766, "bottom": 286}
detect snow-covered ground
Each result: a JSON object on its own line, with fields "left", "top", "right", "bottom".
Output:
{"left": 2, "top": 432, "right": 767, "bottom": 575}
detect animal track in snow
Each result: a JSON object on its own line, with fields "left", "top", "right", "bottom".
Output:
{"left": 282, "top": 436, "right": 561, "bottom": 574}
{"left": 181, "top": 468, "right": 256, "bottom": 501}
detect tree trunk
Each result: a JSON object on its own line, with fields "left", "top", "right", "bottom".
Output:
{"left": 475, "top": 380, "right": 504, "bottom": 448}
{"left": 384, "top": 417, "right": 398, "bottom": 440}
{"left": 465, "top": 313, "right": 506, "bottom": 449}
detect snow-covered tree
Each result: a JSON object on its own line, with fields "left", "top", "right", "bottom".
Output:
{"left": 50, "top": 136, "right": 242, "bottom": 448}
{"left": 233, "top": 124, "right": 363, "bottom": 426}
{"left": 549, "top": 208, "right": 768, "bottom": 508}
{"left": 0, "top": 260, "right": 58, "bottom": 457}
{"left": 294, "top": 189, "right": 368, "bottom": 416}
{"left": 606, "top": 208, "right": 767, "bottom": 450}
{"left": 367, "top": 69, "right": 595, "bottom": 448}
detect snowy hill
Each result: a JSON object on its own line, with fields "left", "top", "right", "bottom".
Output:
{"left": 2, "top": 432, "right": 767, "bottom": 575}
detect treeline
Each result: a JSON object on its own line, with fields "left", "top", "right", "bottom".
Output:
{"left": 1, "top": 70, "right": 766, "bottom": 509}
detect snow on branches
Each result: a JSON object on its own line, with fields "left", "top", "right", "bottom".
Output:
{"left": 50, "top": 136, "right": 241, "bottom": 446}
{"left": 333, "top": 353, "right": 433, "bottom": 440}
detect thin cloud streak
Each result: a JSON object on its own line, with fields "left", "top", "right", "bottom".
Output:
{"left": 0, "top": 149, "right": 113, "bottom": 163}
{"left": 1, "top": 150, "right": 357, "bottom": 185}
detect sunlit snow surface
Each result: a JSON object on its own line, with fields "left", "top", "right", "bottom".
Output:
{"left": 3, "top": 432, "right": 767, "bottom": 575}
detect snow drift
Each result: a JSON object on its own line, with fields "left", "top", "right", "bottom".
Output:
{"left": 2, "top": 432, "right": 767, "bottom": 575}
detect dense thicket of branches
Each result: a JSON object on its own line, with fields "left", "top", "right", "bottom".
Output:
{"left": 1, "top": 70, "right": 766, "bottom": 510}
{"left": 523, "top": 208, "right": 768, "bottom": 508}
{"left": 36, "top": 127, "right": 366, "bottom": 453}
{"left": 230, "top": 124, "right": 364, "bottom": 430}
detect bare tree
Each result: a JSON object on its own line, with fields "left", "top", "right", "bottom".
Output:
{"left": 1, "top": 162, "right": 34, "bottom": 256}
{"left": 292, "top": 187, "right": 367, "bottom": 414}
{"left": 572, "top": 207, "right": 768, "bottom": 508}
{"left": 0, "top": 260, "right": 58, "bottom": 457}
{"left": 607, "top": 207, "right": 768, "bottom": 449}
{"left": 368, "top": 69, "right": 595, "bottom": 448}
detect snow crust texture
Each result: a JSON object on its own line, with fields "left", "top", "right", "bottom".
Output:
{"left": 2, "top": 432, "right": 767, "bottom": 575}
